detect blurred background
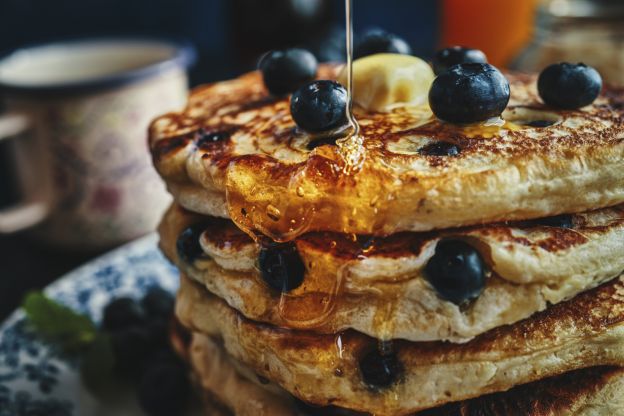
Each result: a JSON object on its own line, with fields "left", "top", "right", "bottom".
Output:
{"left": 0, "top": 0, "right": 622, "bottom": 319}
{"left": 0, "top": 0, "right": 534, "bottom": 86}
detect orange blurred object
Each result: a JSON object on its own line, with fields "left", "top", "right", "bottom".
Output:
{"left": 442, "top": 0, "right": 537, "bottom": 68}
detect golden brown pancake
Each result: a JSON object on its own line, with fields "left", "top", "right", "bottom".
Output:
{"left": 179, "top": 332, "right": 624, "bottom": 416}
{"left": 160, "top": 203, "right": 624, "bottom": 342}
{"left": 175, "top": 273, "right": 624, "bottom": 416}
{"left": 153, "top": 61, "right": 624, "bottom": 414}
{"left": 149, "top": 65, "right": 624, "bottom": 240}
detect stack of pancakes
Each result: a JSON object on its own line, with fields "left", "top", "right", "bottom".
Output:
{"left": 150, "top": 64, "right": 624, "bottom": 415}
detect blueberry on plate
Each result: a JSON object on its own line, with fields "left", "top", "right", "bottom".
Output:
{"left": 532, "top": 214, "right": 574, "bottom": 228}
{"left": 110, "top": 327, "right": 153, "bottom": 376}
{"left": 359, "top": 348, "right": 402, "bottom": 389}
{"left": 429, "top": 63, "right": 510, "bottom": 124}
{"left": 290, "top": 80, "right": 348, "bottom": 132}
{"left": 176, "top": 224, "right": 207, "bottom": 263}
{"left": 259, "top": 48, "right": 318, "bottom": 96}
{"left": 432, "top": 46, "right": 487, "bottom": 75}
{"left": 142, "top": 287, "right": 175, "bottom": 320}
{"left": 138, "top": 361, "right": 190, "bottom": 416}
{"left": 538, "top": 62, "right": 602, "bottom": 109}
{"left": 102, "top": 297, "right": 146, "bottom": 331}
{"left": 258, "top": 242, "right": 306, "bottom": 292}
{"left": 354, "top": 29, "right": 412, "bottom": 59}
{"left": 424, "top": 239, "right": 486, "bottom": 305}
{"left": 145, "top": 319, "right": 170, "bottom": 348}
{"left": 140, "top": 348, "right": 181, "bottom": 375}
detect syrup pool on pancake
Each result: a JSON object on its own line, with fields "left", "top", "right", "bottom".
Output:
{"left": 226, "top": 16, "right": 435, "bottom": 242}
{"left": 157, "top": 0, "right": 610, "bottom": 246}
{"left": 225, "top": 0, "right": 366, "bottom": 242}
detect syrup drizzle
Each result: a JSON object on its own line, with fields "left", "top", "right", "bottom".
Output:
{"left": 224, "top": 0, "right": 366, "bottom": 243}
{"left": 335, "top": 0, "right": 365, "bottom": 174}
{"left": 344, "top": 0, "right": 359, "bottom": 139}
{"left": 275, "top": 0, "right": 363, "bottom": 324}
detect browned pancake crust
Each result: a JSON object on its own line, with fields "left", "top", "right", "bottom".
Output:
{"left": 420, "top": 366, "right": 623, "bottom": 416}
{"left": 175, "top": 273, "right": 624, "bottom": 415}
{"left": 149, "top": 65, "right": 624, "bottom": 239}
{"left": 161, "top": 203, "right": 624, "bottom": 341}
{"left": 175, "top": 328, "right": 624, "bottom": 416}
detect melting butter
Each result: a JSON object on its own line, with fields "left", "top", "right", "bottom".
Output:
{"left": 338, "top": 53, "right": 434, "bottom": 113}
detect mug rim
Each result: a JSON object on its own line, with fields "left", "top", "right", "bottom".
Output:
{"left": 0, "top": 37, "right": 196, "bottom": 97}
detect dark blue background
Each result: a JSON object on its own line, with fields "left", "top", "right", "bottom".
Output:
{"left": 0, "top": 0, "right": 440, "bottom": 85}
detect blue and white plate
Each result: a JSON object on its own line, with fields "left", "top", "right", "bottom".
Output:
{"left": 0, "top": 234, "right": 186, "bottom": 416}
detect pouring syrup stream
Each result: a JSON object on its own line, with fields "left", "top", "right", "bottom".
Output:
{"left": 274, "top": 0, "right": 367, "bottom": 328}
{"left": 344, "top": 0, "right": 359, "bottom": 139}
{"left": 224, "top": 0, "right": 367, "bottom": 245}
{"left": 336, "top": 0, "right": 365, "bottom": 174}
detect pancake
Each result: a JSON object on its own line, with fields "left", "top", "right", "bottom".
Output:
{"left": 149, "top": 65, "right": 624, "bottom": 240}
{"left": 186, "top": 331, "right": 297, "bottom": 416}
{"left": 175, "top": 273, "right": 624, "bottom": 415}
{"left": 159, "top": 203, "right": 624, "bottom": 342}
{"left": 182, "top": 333, "right": 624, "bottom": 416}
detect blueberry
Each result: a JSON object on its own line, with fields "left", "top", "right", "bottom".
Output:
{"left": 429, "top": 63, "right": 510, "bottom": 124}
{"left": 309, "top": 25, "right": 346, "bottom": 63}
{"left": 259, "top": 48, "right": 318, "bottom": 96}
{"left": 424, "top": 239, "right": 486, "bottom": 305}
{"left": 290, "top": 80, "right": 348, "bottom": 132}
{"left": 359, "top": 348, "right": 402, "bottom": 389}
{"left": 538, "top": 63, "right": 602, "bottom": 109}
{"left": 138, "top": 361, "right": 190, "bottom": 416}
{"left": 432, "top": 46, "right": 487, "bottom": 75}
{"left": 146, "top": 319, "right": 170, "bottom": 348}
{"left": 142, "top": 287, "right": 175, "bottom": 320}
{"left": 419, "top": 141, "right": 460, "bottom": 157}
{"left": 176, "top": 224, "right": 206, "bottom": 263}
{"left": 307, "top": 136, "right": 338, "bottom": 150}
{"left": 523, "top": 119, "right": 555, "bottom": 128}
{"left": 354, "top": 29, "right": 412, "bottom": 59}
{"left": 258, "top": 243, "right": 305, "bottom": 292}
{"left": 140, "top": 348, "right": 181, "bottom": 375}
{"left": 533, "top": 214, "right": 574, "bottom": 228}
{"left": 102, "top": 298, "right": 146, "bottom": 331}
{"left": 196, "top": 130, "right": 230, "bottom": 148}
{"left": 111, "top": 327, "right": 153, "bottom": 376}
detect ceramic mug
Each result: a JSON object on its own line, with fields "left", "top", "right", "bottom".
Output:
{"left": 0, "top": 39, "right": 194, "bottom": 250}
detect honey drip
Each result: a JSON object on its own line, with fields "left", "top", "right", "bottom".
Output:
{"left": 224, "top": 0, "right": 370, "bottom": 244}
{"left": 276, "top": 259, "right": 347, "bottom": 328}
{"left": 220, "top": 0, "right": 403, "bottom": 340}
{"left": 274, "top": 0, "right": 368, "bottom": 330}
{"left": 333, "top": 332, "right": 347, "bottom": 377}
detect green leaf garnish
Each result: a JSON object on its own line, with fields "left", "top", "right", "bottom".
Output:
{"left": 81, "top": 332, "right": 116, "bottom": 394}
{"left": 22, "top": 291, "right": 97, "bottom": 352}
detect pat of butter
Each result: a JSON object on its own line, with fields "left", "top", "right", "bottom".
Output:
{"left": 338, "top": 53, "right": 434, "bottom": 112}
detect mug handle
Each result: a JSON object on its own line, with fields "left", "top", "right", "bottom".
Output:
{"left": 0, "top": 112, "right": 49, "bottom": 233}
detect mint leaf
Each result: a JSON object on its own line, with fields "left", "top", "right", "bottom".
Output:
{"left": 81, "top": 332, "right": 116, "bottom": 394}
{"left": 22, "top": 292, "right": 97, "bottom": 352}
